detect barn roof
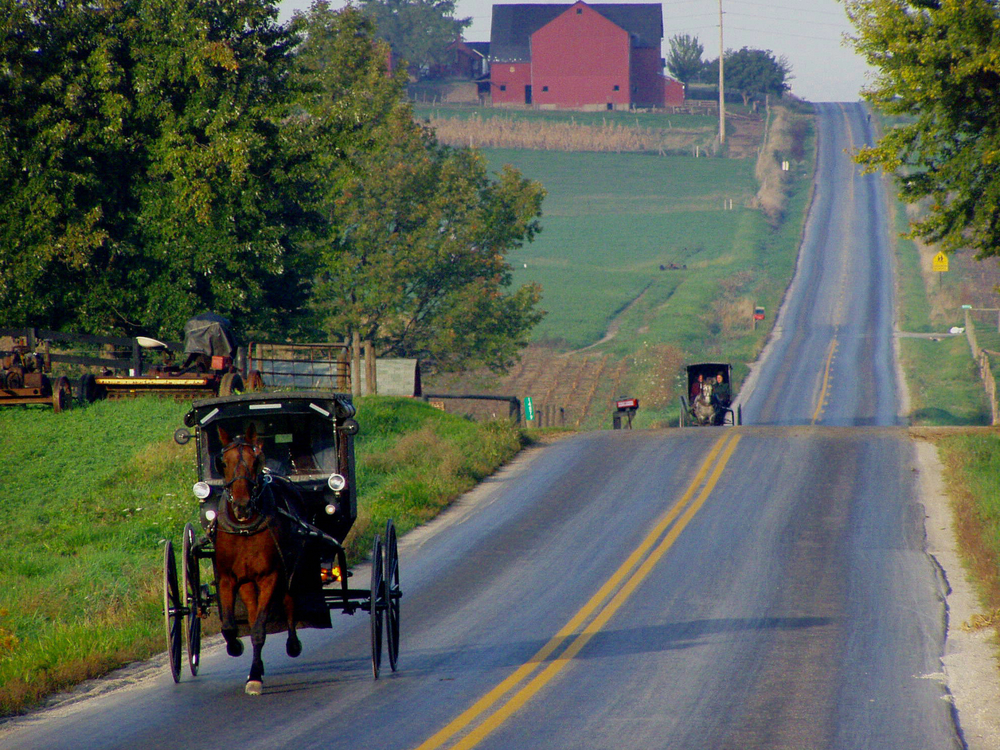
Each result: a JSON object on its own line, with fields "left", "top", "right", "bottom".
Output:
{"left": 489, "top": 2, "right": 663, "bottom": 62}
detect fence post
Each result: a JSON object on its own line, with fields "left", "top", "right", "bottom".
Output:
{"left": 132, "top": 337, "right": 142, "bottom": 376}
{"left": 351, "top": 333, "right": 362, "bottom": 398}
{"left": 509, "top": 398, "right": 521, "bottom": 425}
{"left": 364, "top": 341, "right": 377, "bottom": 396}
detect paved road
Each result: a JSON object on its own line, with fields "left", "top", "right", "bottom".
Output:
{"left": 0, "top": 103, "right": 963, "bottom": 749}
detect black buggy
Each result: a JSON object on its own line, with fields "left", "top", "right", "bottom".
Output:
{"left": 163, "top": 392, "right": 400, "bottom": 685}
{"left": 679, "top": 362, "right": 741, "bottom": 427}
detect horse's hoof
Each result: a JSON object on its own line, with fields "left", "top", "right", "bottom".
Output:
{"left": 227, "top": 639, "right": 244, "bottom": 657}
{"left": 245, "top": 680, "right": 263, "bottom": 696}
{"left": 287, "top": 638, "right": 302, "bottom": 658}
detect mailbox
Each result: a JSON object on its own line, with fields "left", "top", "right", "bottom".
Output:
{"left": 613, "top": 397, "right": 639, "bottom": 429}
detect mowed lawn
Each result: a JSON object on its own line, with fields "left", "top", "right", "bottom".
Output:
{"left": 483, "top": 148, "right": 761, "bottom": 350}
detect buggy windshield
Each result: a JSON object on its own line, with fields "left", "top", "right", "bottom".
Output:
{"left": 200, "top": 412, "right": 339, "bottom": 484}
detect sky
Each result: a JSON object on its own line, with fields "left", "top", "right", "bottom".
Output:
{"left": 277, "top": 0, "right": 873, "bottom": 103}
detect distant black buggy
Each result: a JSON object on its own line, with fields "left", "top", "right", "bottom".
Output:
{"left": 163, "top": 392, "right": 400, "bottom": 694}
{"left": 679, "top": 363, "right": 740, "bottom": 427}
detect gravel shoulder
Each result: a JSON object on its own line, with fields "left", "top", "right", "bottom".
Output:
{"left": 918, "top": 439, "right": 1000, "bottom": 750}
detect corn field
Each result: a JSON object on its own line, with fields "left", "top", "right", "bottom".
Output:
{"left": 428, "top": 113, "right": 717, "bottom": 154}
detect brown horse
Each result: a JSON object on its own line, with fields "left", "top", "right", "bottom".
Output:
{"left": 215, "top": 423, "right": 302, "bottom": 695}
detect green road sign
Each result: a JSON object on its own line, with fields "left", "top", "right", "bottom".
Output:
{"left": 524, "top": 396, "right": 534, "bottom": 422}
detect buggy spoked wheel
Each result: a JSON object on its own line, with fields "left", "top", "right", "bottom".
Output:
{"left": 163, "top": 541, "right": 183, "bottom": 683}
{"left": 384, "top": 520, "right": 400, "bottom": 672}
{"left": 370, "top": 534, "right": 384, "bottom": 679}
{"left": 181, "top": 523, "right": 201, "bottom": 677}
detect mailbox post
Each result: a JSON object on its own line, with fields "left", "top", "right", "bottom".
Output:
{"left": 753, "top": 306, "right": 765, "bottom": 331}
{"left": 613, "top": 397, "right": 639, "bottom": 429}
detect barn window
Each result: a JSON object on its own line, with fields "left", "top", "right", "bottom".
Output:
{"left": 542, "top": 86, "right": 549, "bottom": 92}
{"left": 613, "top": 85, "right": 620, "bottom": 91}
{"left": 500, "top": 85, "right": 506, "bottom": 91}
{"left": 576, "top": 7, "right": 582, "bottom": 13}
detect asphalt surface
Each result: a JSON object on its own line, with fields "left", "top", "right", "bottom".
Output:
{"left": 0, "top": 102, "right": 964, "bottom": 749}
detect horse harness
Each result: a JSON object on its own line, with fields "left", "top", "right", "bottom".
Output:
{"left": 217, "top": 437, "right": 272, "bottom": 537}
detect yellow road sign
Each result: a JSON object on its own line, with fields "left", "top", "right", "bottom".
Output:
{"left": 932, "top": 252, "right": 949, "bottom": 272}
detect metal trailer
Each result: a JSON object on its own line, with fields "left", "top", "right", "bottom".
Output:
{"left": 0, "top": 338, "right": 73, "bottom": 412}
{"left": 87, "top": 314, "right": 264, "bottom": 402}
{"left": 163, "top": 392, "right": 400, "bottom": 683}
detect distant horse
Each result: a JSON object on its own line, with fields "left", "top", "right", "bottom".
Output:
{"left": 690, "top": 381, "right": 717, "bottom": 426}
{"left": 215, "top": 423, "right": 302, "bottom": 695}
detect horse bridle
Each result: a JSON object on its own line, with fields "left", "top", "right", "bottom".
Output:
{"left": 219, "top": 437, "right": 266, "bottom": 526}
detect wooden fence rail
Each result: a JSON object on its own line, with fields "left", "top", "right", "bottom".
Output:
{"left": 963, "top": 310, "right": 1000, "bottom": 425}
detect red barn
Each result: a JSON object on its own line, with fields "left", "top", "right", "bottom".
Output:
{"left": 488, "top": 2, "right": 683, "bottom": 110}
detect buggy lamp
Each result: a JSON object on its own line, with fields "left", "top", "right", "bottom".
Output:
{"left": 193, "top": 481, "right": 212, "bottom": 500}
{"left": 327, "top": 473, "right": 347, "bottom": 492}
{"left": 325, "top": 504, "right": 337, "bottom": 516}
{"left": 204, "top": 509, "right": 217, "bottom": 522}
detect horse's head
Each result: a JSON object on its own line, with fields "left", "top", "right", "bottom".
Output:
{"left": 217, "top": 423, "right": 265, "bottom": 523}
{"left": 699, "top": 381, "right": 714, "bottom": 402}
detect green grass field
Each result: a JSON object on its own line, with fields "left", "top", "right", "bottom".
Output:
{"left": 485, "top": 149, "right": 760, "bottom": 349}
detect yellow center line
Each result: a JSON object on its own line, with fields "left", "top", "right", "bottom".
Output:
{"left": 811, "top": 337, "right": 838, "bottom": 425}
{"left": 414, "top": 432, "right": 742, "bottom": 750}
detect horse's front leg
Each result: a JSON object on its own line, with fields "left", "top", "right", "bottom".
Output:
{"left": 241, "top": 575, "right": 278, "bottom": 696}
{"left": 217, "top": 572, "right": 244, "bottom": 657}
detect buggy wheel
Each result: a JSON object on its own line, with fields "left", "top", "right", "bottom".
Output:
{"left": 370, "top": 534, "right": 384, "bottom": 679}
{"left": 384, "top": 520, "right": 400, "bottom": 672}
{"left": 52, "top": 376, "right": 72, "bottom": 413}
{"left": 181, "top": 523, "right": 201, "bottom": 677}
{"left": 163, "top": 541, "right": 183, "bottom": 683}
{"left": 247, "top": 370, "right": 265, "bottom": 392}
{"left": 218, "top": 372, "right": 243, "bottom": 397}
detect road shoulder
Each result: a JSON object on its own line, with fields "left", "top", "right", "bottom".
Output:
{"left": 918, "top": 439, "right": 1000, "bottom": 750}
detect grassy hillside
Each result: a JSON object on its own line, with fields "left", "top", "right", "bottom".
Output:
{"left": 0, "top": 397, "right": 523, "bottom": 717}
{"left": 491, "top": 149, "right": 758, "bottom": 349}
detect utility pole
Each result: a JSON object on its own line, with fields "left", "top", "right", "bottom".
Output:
{"left": 718, "top": 0, "right": 726, "bottom": 145}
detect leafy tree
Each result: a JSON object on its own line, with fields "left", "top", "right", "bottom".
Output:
{"left": 289, "top": 5, "right": 545, "bottom": 372}
{"left": 666, "top": 33, "right": 704, "bottom": 85}
{"left": 0, "top": 0, "right": 301, "bottom": 339}
{"left": 846, "top": 0, "right": 1000, "bottom": 259}
{"left": 722, "top": 47, "right": 792, "bottom": 105}
{"left": 357, "top": 0, "right": 470, "bottom": 74}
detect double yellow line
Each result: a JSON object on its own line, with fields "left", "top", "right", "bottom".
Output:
{"left": 414, "top": 430, "right": 743, "bottom": 750}
{"left": 811, "top": 337, "right": 838, "bottom": 425}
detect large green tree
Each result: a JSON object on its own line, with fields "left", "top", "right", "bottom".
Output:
{"left": 289, "top": 4, "right": 544, "bottom": 373}
{"left": 356, "top": 0, "right": 470, "bottom": 74}
{"left": 666, "top": 33, "right": 704, "bottom": 85}
{"left": 722, "top": 47, "right": 792, "bottom": 106}
{"left": 0, "top": 0, "right": 300, "bottom": 338}
{"left": 846, "top": 0, "right": 1000, "bottom": 258}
